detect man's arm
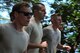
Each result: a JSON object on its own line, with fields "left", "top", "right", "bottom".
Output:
{"left": 57, "top": 43, "right": 71, "bottom": 51}
{"left": 27, "top": 41, "right": 47, "bottom": 49}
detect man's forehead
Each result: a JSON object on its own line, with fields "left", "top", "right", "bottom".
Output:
{"left": 21, "top": 6, "right": 32, "bottom": 12}
{"left": 57, "top": 16, "right": 61, "bottom": 19}
{"left": 39, "top": 4, "right": 45, "bottom": 8}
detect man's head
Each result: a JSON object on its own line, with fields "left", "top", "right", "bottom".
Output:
{"left": 32, "top": 3, "right": 46, "bottom": 20}
{"left": 51, "top": 13, "right": 62, "bottom": 28}
{"left": 10, "top": 2, "right": 33, "bottom": 26}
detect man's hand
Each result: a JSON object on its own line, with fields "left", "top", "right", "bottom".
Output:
{"left": 41, "top": 41, "right": 48, "bottom": 48}
{"left": 63, "top": 45, "right": 71, "bottom": 51}
{"left": 39, "top": 41, "right": 47, "bottom": 53}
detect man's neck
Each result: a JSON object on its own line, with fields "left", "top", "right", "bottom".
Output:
{"left": 12, "top": 22, "right": 23, "bottom": 32}
{"left": 34, "top": 16, "right": 41, "bottom": 23}
{"left": 52, "top": 25, "right": 58, "bottom": 30}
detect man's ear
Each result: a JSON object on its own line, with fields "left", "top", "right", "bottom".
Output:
{"left": 14, "top": 11, "right": 18, "bottom": 18}
{"left": 34, "top": 10, "right": 39, "bottom": 15}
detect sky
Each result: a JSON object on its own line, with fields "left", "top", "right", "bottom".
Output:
{"left": 41, "top": 0, "right": 55, "bottom": 16}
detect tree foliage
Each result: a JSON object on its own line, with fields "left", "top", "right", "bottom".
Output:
{"left": 51, "top": 0, "right": 80, "bottom": 52}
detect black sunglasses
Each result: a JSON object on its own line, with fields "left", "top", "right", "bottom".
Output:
{"left": 17, "top": 11, "right": 33, "bottom": 16}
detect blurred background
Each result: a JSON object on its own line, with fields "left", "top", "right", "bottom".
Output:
{"left": 0, "top": 0, "right": 80, "bottom": 53}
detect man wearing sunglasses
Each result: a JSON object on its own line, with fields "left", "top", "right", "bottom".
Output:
{"left": 0, "top": 2, "right": 32, "bottom": 53}
{"left": 24, "top": 3, "right": 47, "bottom": 53}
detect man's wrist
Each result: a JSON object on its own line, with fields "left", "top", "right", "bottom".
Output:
{"left": 63, "top": 45, "right": 66, "bottom": 50}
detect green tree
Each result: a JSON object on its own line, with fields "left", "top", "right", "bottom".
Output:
{"left": 51, "top": 0, "right": 80, "bottom": 53}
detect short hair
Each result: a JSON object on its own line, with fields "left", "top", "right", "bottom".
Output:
{"left": 32, "top": 3, "right": 45, "bottom": 13}
{"left": 51, "top": 13, "right": 61, "bottom": 19}
{"left": 12, "top": 2, "right": 30, "bottom": 12}
{"left": 10, "top": 2, "right": 31, "bottom": 21}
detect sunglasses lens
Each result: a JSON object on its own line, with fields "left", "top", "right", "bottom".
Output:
{"left": 24, "top": 13, "right": 33, "bottom": 16}
{"left": 18, "top": 11, "right": 33, "bottom": 16}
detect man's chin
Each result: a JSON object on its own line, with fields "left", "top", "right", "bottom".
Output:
{"left": 24, "top": 24, "right": 28, "bottom": 26}
{"left": 25, "top": 24, "right": 28, "bottom": 26}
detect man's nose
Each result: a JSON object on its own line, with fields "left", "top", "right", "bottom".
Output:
{"left": 27, "top": 15, "right": 32, "bottom": 20}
